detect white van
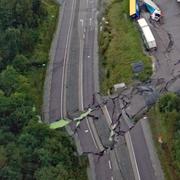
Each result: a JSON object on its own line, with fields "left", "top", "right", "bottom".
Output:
{"left": 137, "top": 18, "right": 157, "bottom": 50}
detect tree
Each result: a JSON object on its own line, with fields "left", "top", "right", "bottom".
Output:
{"left": 0, "top": 66, "right": 31, "bottom": 96}
{"left": 0, "top": 130, "right": 15, "bottom": 145}
{"left": 0, "top": 66, "right": 21, "bottom": 96}
{"left": 13, "top": 54, "right": 29, "bottom": 73}
{"left": 0, "top": 166, "right": 22, "bottom": 180}
{"left": 0, "top": 1, "right": 87, "bottom": 179}
{"left": 0, "top": 143, "right": 22, "bottom": 180}
{"left": 32, "top": 0, "right": 41, "bottom": 14}
{"left": 2, "top": 28, "right": 21, "bottom": 62}
{"left": 34, "top": 164, "right": 69, "bottom": 180}
{"left": 0, "top": 93, "right": 35, "bottom": 134}
{"left": 0, "top": 0, "right": 16, "bottom": 30}
{"left": 0, "top": 146, "right": 7, "bottom": 169}
{"left": 159, "top": 93, "right": 180, "bottom": 113}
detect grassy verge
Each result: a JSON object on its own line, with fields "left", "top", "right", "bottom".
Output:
{"left": 99, "top": 0, "right": 152, "bottom": 94}
{"left": 27, "top": 0, "right": 59, "bottom": 112}
{"left": 148, "top": 95, "right": 180, "bottom": 180}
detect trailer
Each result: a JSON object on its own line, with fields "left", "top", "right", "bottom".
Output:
{"left": 137, "top": 18, "right": 157, "bottom": 50}
{"left": 129, "top": 0, "right": 140, "bottom": 18}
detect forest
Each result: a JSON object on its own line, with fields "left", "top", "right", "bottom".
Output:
{"left": 0, "top": 0, "right": 87, "bottom": 179}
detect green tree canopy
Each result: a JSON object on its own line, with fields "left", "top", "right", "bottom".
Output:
{"left": 159, "top": 93, "right": 180, "bottom": 113}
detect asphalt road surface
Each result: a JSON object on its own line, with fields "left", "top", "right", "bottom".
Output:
{"left": 151, "top": 0, "right": 180, "bottom": 89}
{"left": 49, "top": 0, "right": 76, "bottom": 121}
{"left": 47, "top": 0, "right": 135, "bottom": 179}
{"left": 130, "top": 121, "right": 156, "bottom": 180}
{"left": 66, "top": 0, "right": 119, "bottom": 179}
{"left": 44, "top": 0, "right": 180, "bottom": 179}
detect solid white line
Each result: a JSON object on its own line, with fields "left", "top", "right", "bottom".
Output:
{"left": 101, "top": 105, "right": 112, "bottom": 128}
{"left": 111, "top": 176, "right": 114, "bottom": 180}
{"left": 79, "top": 28, "right": 84, "bottom": 110}
{"left": 86, "top": 118, "right": 98, "bottom": 149}
{"left": 125, "top": 132, "right": 141, "bottom": 180}
{"left": 60, "top": 0, "right": 76, "bottom": 118}
{"left": 108, "top": 160, "right": 112, "bottom": 169}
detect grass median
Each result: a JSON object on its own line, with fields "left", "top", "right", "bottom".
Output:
{"left": 99, "top": 0, "right": 152, "bottom": 94}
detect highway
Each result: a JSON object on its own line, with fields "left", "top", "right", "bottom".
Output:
{"left": 44, "top": 0, "right": 167, "bottom": 179}
{"left": 48, "top": 0, "right": 76, "bottom": 121}
{"left": 47, "top": 0, "right": 130, "bottom": 179}
{"left": 66, "top": 0, "right": 117, "bottom": 179}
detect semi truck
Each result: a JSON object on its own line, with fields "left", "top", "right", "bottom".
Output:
{"left": 143, "top": 0, "right": 161, "bottom": 21}
{"left": 137, "top": 18, "right": 157, "bottom": 50}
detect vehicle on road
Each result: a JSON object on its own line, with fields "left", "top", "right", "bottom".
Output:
{"left": 129, "top": 0, "right": 140, "bottom": 18}
{"left": 137, "top": 18, "right": 157, "bottom": 50}
{"left": 143, "top": 0, "right": 161, "bottom": 21}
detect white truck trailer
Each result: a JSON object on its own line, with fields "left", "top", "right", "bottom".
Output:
{"left": 137, "top": 18, "right": 157, "bottom": 50}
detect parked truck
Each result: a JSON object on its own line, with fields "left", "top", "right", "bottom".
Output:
{"left": 143, "top": 0, "right": 161, "bottom": 21}
{"left": 137, "top": 18, "right": 157, "bottom": 50}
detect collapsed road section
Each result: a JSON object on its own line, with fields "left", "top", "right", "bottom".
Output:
{"left": 42, "top": 0, "right": 180, "bottom": 179}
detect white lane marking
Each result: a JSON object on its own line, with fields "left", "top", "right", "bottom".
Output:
{"left": 85, "top": 129, "right": 89, "bottom": 133}
{"left": 78, "top": 0, "right": 102, "bottom": 151}
{"left": 108, "top": 160, "right": 112, "bottom": 169}
{"left": 86, "top": 118, "right": 98, "bottom": 149}
{"left": 89, "top": 18, "right": 92, "bottom": 26}
{"left": 125, "top": 132, "right": 141, "bottom": 180}
{"left": 78, "top": 39, "right": 98, "bottom": 149}
{"left": 79, "top": 38, "right": 84, "bottom": 110}
{"left": 88, "top": 55, "right": 90, "bottom": 58}
{"left": 60, "top": 0, "right": 76, "bottom": 118}
{"left": 80, "top": 19, "right": 84, "bottom": 26}
{"left": 101, "top": 105, "right": 112, "bottom": 128}
{"left": 111, "top": 176, "right": 114, "bottom": 180}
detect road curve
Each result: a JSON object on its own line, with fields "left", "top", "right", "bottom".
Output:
{"left": 48, "top": 0, "right": 76, "bottom": 122}
{"left": 43, "top": 0, "right": 164, "bottom": 180}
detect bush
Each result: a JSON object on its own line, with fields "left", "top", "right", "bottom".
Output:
{"left": 159, "top": 93, "right": 180, "bottom": 113}
{"left": 13, "top": 54, "right": 29, "bottom": 73}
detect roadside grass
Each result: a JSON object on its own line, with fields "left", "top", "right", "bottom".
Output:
{"left": 99, "top": 0, "right": 152, "bottom": 94}
{"left": 27, "top": 0, "right": 59, "bottom": 112}
{"left": 148, "top": 106, "right": 180, "bottom": 180}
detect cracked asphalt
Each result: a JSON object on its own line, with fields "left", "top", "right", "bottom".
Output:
{"left": 150, "top": 0, "right": 180, "bottom": 92}
{"left": 43, "top": 0, "right": 180, "bottom": 179}
{"left": 74, "top": 0, "right": 180, "bottom": 178}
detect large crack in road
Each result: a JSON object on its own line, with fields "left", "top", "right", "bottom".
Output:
{"left": 44, "top": 0, "right": 180, "bottom": 179}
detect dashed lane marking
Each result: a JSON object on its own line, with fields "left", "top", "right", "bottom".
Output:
{"left": 108, "top": 160, "right": 112, "bottom": 169}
